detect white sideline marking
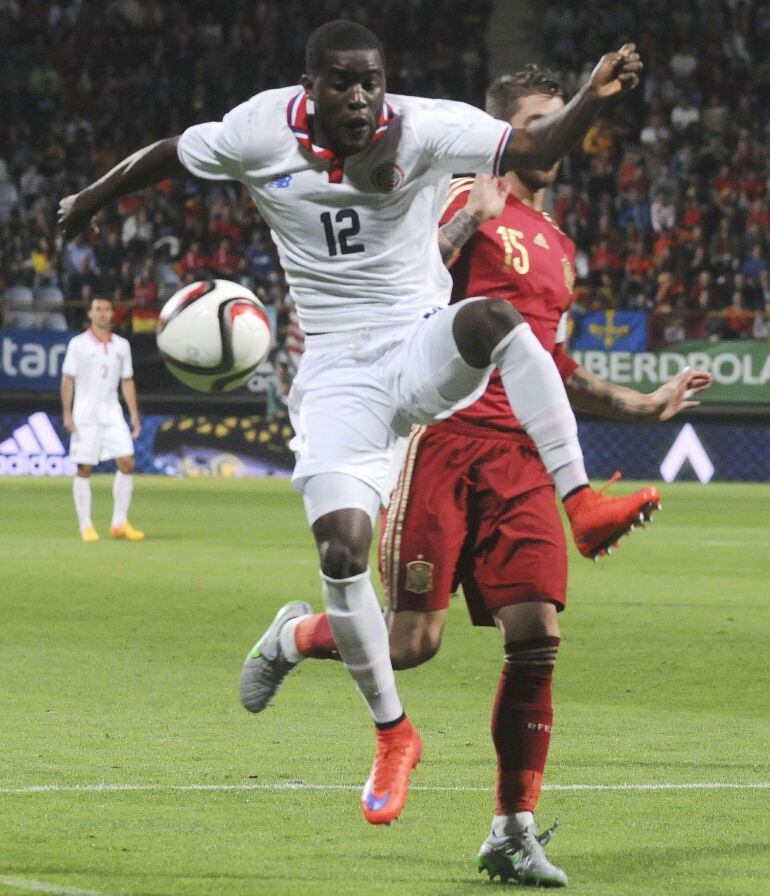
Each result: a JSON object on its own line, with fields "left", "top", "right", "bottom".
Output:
{"left": 0, "top": 877, "right": 105, "bottom": 896}
{"left": 0, "top": 781, "right": 768, "bottom": 796}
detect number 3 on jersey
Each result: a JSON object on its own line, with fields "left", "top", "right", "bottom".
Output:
{"left": 321, "top": 209, "right": 365, "bottom": 256}
{"left": 497, "top": 226, "right": 530, "bottom": 274}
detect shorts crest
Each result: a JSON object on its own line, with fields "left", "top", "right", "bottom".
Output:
{"left": 405, "top": 558, "right": 434, "bottom": 594}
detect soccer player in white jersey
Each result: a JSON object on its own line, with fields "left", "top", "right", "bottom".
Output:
{"left": 60, "top": 297, "right": 144, "bottom": 543}
{"left": 58, "top": 20, "right": 642, "bottom": 824}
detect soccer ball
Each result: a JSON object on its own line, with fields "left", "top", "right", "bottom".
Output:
{"left": 157, "top": 280, "right": 271, "bottom": 392}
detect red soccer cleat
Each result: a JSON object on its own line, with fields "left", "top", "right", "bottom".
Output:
{"left": 361, "top": 717, "right": 423, "bottom": 825}
{"left": 564, "top": 472, "right": 661, "bottom": 560}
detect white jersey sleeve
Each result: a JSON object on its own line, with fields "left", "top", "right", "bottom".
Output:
{"left": 61, "top": 338, "right": 78, "bottom": 377}
{"left": 119, "top": 338, "right": 134, "bottom": 379}
{"left": 177, "top": 100, "right": 252, "bottom": 181}
{"left": 411, "top": 98, "right": 512, "bottom": 176}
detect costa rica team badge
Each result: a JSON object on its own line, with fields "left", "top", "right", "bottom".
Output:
{"left": 372, "top": 162, "right": 405, "bottom": 192}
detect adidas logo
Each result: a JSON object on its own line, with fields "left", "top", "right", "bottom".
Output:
{"left": 534, "top": 233, "right": 550, "bottom": 250}
{"left": 0, "top": 411, "right": 75, "bottom": 477}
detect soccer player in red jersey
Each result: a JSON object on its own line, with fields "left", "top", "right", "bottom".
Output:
{"left": 241, "top": 67, "right": 711, "bottom": 879}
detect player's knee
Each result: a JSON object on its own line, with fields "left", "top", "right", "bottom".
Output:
{"left": 453, "top": 298, "right": 524, "bottom": 367}
{"left": 479, "top": 297, "right": 523, "bottom": 337}
{"left": 319, "top": 537, "right": 369, "bottom": 580}
{"left": 118, "top": 457, "right": 135, "bottom": 474}
{"left": 390, "top": 628, "right": 442, "bottom": 669}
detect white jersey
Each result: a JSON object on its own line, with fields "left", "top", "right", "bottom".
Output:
{"left": 61, "top": 329, "right": 133, "bottom": 426}
{"left": 177, "top": 87, "right": 512, "bottom": 334}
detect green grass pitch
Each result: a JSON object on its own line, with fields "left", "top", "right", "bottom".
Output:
{"left": 1, "top": 476, "right": 768, "bottom": 896}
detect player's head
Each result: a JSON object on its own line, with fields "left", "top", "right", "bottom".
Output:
{"left": 88, "top": 297, "right": 113, "bottom": 330}
{"left": 301, "top": 19, "right": 386, "bottom": 158}
{"left": 486, "top": 66, "right": 566, "bottom": 190}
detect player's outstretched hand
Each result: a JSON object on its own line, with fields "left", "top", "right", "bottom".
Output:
{"left": 465, "top": 174, "right": 508, "bottom": 223}
{"left": 648, "top": 367, "right": 713, "bottom": 421}
{"left": 588, "top": 44, "right": 643, "bottom": 100}
{"left": 58, "top": 192, "right": 98, "bottom": 241}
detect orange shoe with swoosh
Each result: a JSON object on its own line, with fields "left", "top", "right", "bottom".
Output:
{"left": 564, "top": 472, "right": 661, "bottom": 560}
{"left": 361, "top": 717, "right": 423, "bottom": 825}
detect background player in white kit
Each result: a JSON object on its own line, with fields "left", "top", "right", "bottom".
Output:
{"left": 58, "top": 20, "right": 642, "bottom": 825}
{"left": 60, "top": 297, "right": 144, "bottom": 543}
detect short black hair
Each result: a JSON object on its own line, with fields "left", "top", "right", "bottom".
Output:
{"left": 486, "top": 65, "right": 566, "bottom": 122}
{"left": 305, "top": 19, "right": 384, "bottom": 75}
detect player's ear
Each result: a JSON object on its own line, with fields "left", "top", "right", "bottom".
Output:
{"left": 300, "top": 74, "right": 315, "bottom": 99}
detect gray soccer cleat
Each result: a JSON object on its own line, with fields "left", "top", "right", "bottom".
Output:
{"left": 239, "top": 601, "right": 313, "bottom": 713}
{"left": 477, "top": 820, "right": 568, "bottom": 887}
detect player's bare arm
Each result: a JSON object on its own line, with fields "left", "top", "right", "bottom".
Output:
{"left": 438, "top": 175, "right": 507, "bottom": 264}
{"left": 566, "top": 365, "right": 713, "bottom": 422}
{"left": 500, "top": 44, "right": 642, "bottom": 173}
{"left": 58, "top": 137, "right": 183, "bottom": 240}
{"left": 120, "top": 378, "right": 142, "bottom": 438}
{"left": 60, "top": 374, "right": 75, "bottom": 433}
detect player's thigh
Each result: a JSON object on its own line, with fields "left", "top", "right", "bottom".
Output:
{"left": 387, "top": 301, "right": 494, "bottom": 429}
{"left": 379, "top": 426, "right": 472, "bottom": 615}
{"left": 464, "top": 450, "right": 568, "bottom": 623}
{"left": 387, "top": 608, "right": 448, "bottom": 669}
{"left": 99, "top": 420, "right": 134, "bottom": 463}
{"left": 69, "top": 422, "right": 100, "bottom": 466}
{"left": 289, "top": 358, "right": 398, "bottom": 506}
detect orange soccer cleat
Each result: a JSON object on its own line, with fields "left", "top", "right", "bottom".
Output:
{"left": 361, "top": 717, "right": 423, "bottom": 825}
{"left": 564, "top": 472, "right": 661, "bottom": 560}
{"left": 109, "top": 521, "right": 145, "bottom": 542}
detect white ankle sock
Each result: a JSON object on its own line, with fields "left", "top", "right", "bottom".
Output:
{"left": 491, "top": 324, "right": 588, "bottom": 498}
{"left": 279, "top": 616, "right": 305, "bottom": 664}
{"left": 321, "top": 569, "right": 403, "bottom": 724}
{"left": 111, "top": 471, "right": 134, "bottom": 527}
{"left": 493, "top": 811, "right": 535, "bottom": 837}
{"left": 73, "top": 476, "right": 93, "bottom": 532}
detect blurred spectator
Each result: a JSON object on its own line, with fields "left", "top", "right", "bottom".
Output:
{"left": 0, "top": 0, "right": 766, "bottom": 353}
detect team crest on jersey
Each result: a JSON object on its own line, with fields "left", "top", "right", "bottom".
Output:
{"left": 372, "top": 162, "right": 405, "bottom": 192}
{"left": 561, "top": 257, "right": 575, "bottom": 294}
{"left": 405, "top": 559, "right": 434, "bottom": 594}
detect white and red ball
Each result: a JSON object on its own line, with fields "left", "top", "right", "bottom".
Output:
{"left": 156, "top": 280, "right": 271, "bottom": 392}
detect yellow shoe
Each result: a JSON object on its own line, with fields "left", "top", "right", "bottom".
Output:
{"left": 81, "top": 525, "right": 100, "bottom": 543}
{"left": 110, "top": 521, "right": 145, "bottom": 541}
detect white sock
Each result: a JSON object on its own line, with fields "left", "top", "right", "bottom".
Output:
{"left": 491, "top": 323, "right": 588, "bottom": 498}
{"left": 321, "top": 569, "right": 403, "bottom": 725}
{"left": 73, "top": 476, "right": 93, "bottom": 532}
{"left": 492, "top": 811, "right": 535, "bottom": 838}
{"left": 111, "top": 471, "right": 134, "bottom": 527}
{"left": 279, "top": 616, "right": 305, "bottom": 665}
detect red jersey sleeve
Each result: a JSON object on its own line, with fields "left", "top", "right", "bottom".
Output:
{"left": 439, "top": 177, "right": 475, "bottom": 226}
{"left": 553, "top": 341, "right": 578, "bottom": 382}
{"left": 439, "top": 178, "right": 476, "bottom": 268}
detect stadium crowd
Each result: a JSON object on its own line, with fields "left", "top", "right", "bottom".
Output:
{"left": 0, "top": 0, "right": 768, "bottom": 356}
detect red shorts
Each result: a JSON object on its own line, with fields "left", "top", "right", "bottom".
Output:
{"left": 379, "top": 422, "right": 567, "bottom": 626}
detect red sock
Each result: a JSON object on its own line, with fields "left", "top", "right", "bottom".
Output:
{"left": 492, "top": 636, "right": 560, "bottom": 815}
{"left": 294, "top": 613, "right": 340, "bottom": 661}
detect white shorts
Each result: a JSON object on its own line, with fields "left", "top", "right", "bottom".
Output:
{"left": 288, "top": 302, "right": 493, "bottom": 505}
{"left": 69, "top": 418, "right": 134, "bottom": 466}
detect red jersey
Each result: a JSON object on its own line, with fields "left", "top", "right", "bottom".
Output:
{"left": 437, "top": 177, "right": 578, "bottom": 435}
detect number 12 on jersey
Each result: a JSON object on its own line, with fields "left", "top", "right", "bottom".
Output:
{"left": 320, "top": 209, "right": 365, "bottom": 256}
